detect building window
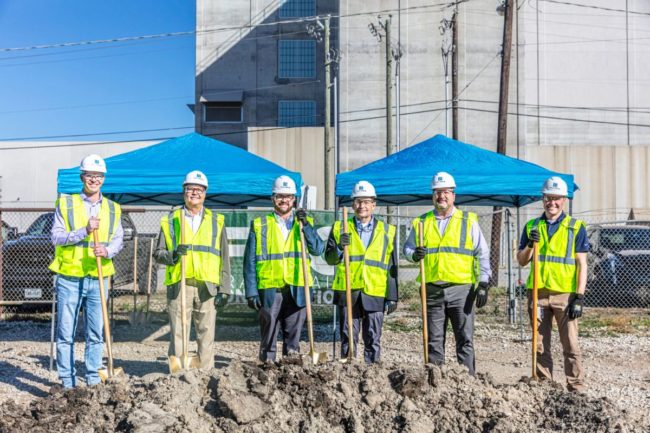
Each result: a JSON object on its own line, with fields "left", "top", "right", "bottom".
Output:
{"left": 278, "top": 40, "right": 315, "bottom": 78}
{"left": 204, "top": 102, "right": 242, "bottom": 123}
{"left": 278, "top": 100, "right": 316, "bottom": 127}
{"left": 279, "top": 0, "right": 315, "bottom": 18}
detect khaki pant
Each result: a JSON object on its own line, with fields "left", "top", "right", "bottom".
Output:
{"left": 528, "top": 289, "right": 585, "bottom": 391}
{"left": 167, "top": 280, "right": 216, "bottom": 369}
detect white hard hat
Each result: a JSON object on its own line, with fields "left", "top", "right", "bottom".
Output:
{"left": 541, "top": 176, "right": 568, "bottom": 196}
{"left": 431, "top": 171, "right": 456, "bottom": 190}
{"left": 80, "top": 154, "right": 107, "bottom": 174}
{"left": 272, "top": 175, "right": 297, "bottom": 195}
{"left": 183, "top": 170, "right": 209, "bottom": 189}
{"left": 351, "top": 180, "right": 376, "bottom": 198}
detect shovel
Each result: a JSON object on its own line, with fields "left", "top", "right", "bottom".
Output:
{"left": 93, "top": 230, "right": 124, "bottom": 382}
{"left": 340, "top": 207, "right": 355, "bottom": 363}
{"left": 418, "top": 220, "right": 429, "bottom": 365}
{"left": 168, "top": 212, "right": 200, "bottom": 373}
{"left": 531, "top": 241, "right": 539, "bottom": 379}
{"left": 128, "top": 236, "right": 141, "bottom": 325}
{"left": 298, "top": 219, "right": 328, "bottom": 365}
{"left": 129, "top": 238, "right": 154, "bottom": 325}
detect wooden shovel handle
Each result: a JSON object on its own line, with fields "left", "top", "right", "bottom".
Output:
{"left": 342, "top": 207, "right": 354, "bottom": 361}
{"left": 179, "top": 212, "right": 188, "bottom": 366}
{"left": 418, "top": 220, "right": 429, "bottom": 365}
{"left": 298, "top": 219, "right": 317, "bottom": 354}
{"left": 93, "top": 229, "right": 114, "bottom": 377}
{"left": 532, "top": 241, "right": 539, "bottom": 379}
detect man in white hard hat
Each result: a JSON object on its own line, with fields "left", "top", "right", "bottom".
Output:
{"left": 153, "top": 170, "right": 231, "bottom": 369}
{"left": 324, "top": 180, "right": 398, "bottom": 363}
{"left": 403, "top": 172, "right": 491, "bottom": 375}
{"left": 517, "top": 176, "right": 588, "bottom": 392}
{"left": 243, "top": 175, "right": 325, "bottom": 362}
{"left": 49, "top": 154, "right": 124, "bottom": 389}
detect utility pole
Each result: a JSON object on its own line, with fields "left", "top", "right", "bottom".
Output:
{"left": 324, "top": 16, "right": 333, "bottom": 210}
{"left": 440, "top": 15, "right": 453, "bottom": 137}
{"left": 490, "top": 0, "right": 514, "bottom": 288}
{"left": 451, "top": 11, "right": 459, "bottom": 140}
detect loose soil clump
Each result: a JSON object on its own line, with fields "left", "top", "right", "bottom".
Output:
{"left": 0, "top": 358, "right": 644, "bottom": 433}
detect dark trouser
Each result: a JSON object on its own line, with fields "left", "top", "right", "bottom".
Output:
{"left": 339, "top": 296, "right": 385, "bottom": 363}
{"left": 258, "top": 289, "right": 306, "bottom": 362}
{"left": 426, "top": 283, "right": 476, "bottom": 375}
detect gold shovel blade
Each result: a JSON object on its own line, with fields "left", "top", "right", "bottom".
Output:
{"left": 306, "top": 350, "right": 328, "bottom": 365}
{"left": 168, "top": 353, "right": 200, "bottom": 373}
{"left": 98, "top": 367, "right": 124, "bottom": 382}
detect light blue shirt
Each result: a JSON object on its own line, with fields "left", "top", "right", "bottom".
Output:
{"left": 355, "top": 216, "right": 374, "bottom": 249}
{"left": 51, "top": 192, "right": 124, "bottom": 259}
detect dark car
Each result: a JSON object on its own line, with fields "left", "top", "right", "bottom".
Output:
{"left": 1, "top": 212, "right": 157, "bottom": 306}
{"left": 586, "top": 224, "right": 650, "bottom": 307}
{"left": 1, "top": 221, "right": 18, "bottom": 240}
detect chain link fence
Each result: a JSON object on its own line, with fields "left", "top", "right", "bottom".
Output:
{"left": 1, "top": 207, "right": 648, "bottom": 323}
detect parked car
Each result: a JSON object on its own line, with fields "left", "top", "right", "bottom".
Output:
{"left": 586, "top": 224, "right": 650, "bottom": 307}
{"left": 1, "top": 212, "right": 157, "bottom": 306}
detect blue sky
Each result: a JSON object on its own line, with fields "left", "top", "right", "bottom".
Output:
{"left": 0, "top": 0, "right": 196, "bottom": 142}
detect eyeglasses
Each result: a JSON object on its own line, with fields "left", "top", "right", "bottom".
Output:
{"left": 184, "top": 187, "right": 205, "bottom": 195}
{"left": 543, "top": 195, "right": 564, "bottom": 203}
{"left": 83, "top": 174, "right": 105, "bottom": 181}
{"left": 353, "top": 199, "right": 376, "bottom": 207}
{"left": 273, "top": 194, "right": 295, "bottom": 202}
{"left": 433, "top": 189, "right": 454, "bottom": 196}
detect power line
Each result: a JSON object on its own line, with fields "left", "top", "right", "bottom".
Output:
{"left": 0, "top": 126, "right": 193, "bottom": 142}
{"left": 0, "top": 1, "right": 464, "bottom": 53}
{"left": 540, "top": 0, "right": 650, "bottom": 16}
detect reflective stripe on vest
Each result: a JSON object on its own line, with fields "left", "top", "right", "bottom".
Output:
{"left": 331, "top": 218, "right": 395, "bottom": 297}
{"left": 525, "top": 216, "right": 582, "bottom": 293}
{"left": 48, "top": 194, "right": 120, "bottom": 278}
{"left": 253, "top": 214, "right": 314, "bottom": 289}
{"left": 412, "top": 209, "right": 478, "bottom": 285}
{"left": 160, "top": 208, "right": 224, "bottom": 285}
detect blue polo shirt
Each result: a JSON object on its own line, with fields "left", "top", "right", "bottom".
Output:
{"left": 518, "top": 212, "right": 589, "bottom": 253}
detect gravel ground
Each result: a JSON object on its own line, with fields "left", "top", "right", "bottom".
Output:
{"left": 1, "top": 305, "right": 649, "bottom": 430}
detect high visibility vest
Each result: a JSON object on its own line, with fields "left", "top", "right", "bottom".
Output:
{"left": 160, "top": 208, "right": 224, "bottom": 285}
{"left": 412, "top": 209, "right": 479, "bottom": 284}
{"left": 525, "top": 216, "right": 584, "bottom": 293}
{"left": 48, "top": 194, "right": 121, "bottom": 278}
{"left": 253, "top": 214, "right": 314, "bottom": 289}
{"left": 331, "top": 218, "right": 395, "bottom": 297}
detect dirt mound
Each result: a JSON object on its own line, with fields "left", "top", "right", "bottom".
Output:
{"left": 0, "top": 358, "right": 644, "bottom": 433}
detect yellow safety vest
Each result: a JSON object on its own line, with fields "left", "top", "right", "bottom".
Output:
{"left": 331, "top": 218, "right": 395, "bottom": 297}
{"left": 412, "top": 209, "right": 479, "bottom": 284}
{"left": 525, "top": 216, "right": 584, "bottom": 293}
{"left": 253, "top": 213, "right": 314, "bottom": 289}
{"left": 49, "top": 194, "right": 121, "bottom": 278}
{"left": 160, "top": 208, "right": 224, "bottom": 285}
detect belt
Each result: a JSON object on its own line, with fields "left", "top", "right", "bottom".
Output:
{"left": 427, "top": 282, "right": 456, "bottom": 289}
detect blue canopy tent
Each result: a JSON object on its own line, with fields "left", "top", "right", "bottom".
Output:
{"left": 56, "top": 133, "right": 303, "bottom": 207}
{"left": 335, "top": 134, "right": 577, "bottom": 207}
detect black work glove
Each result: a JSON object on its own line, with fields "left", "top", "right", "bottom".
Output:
{"left": 295, "top": 208, "right": 308, "bottom": 226}
{"left": 412, "top": 246, "right": 427, "bottom": 262}
{"left": 384, "top": 300, "right": 397, "bottom": 315}
{"left": 475, "top": 282, "right": 489, "bottom": 309}
{"left": 568, "top": 294, "right": 584, "bottom": 319}
{"left": 527, "top": 228, "right": 540, "bottom": 248}
{"left": 339, "top": 232, "right": 351, "bottom": 248}
{"left": 215, "top": 293, "right": 229, "bottom": 308}
{"left": 247, "top": 295, "right": 262, "bottom": 311}
{"left": 172, "top": 244, "right": 190, "bottom": 262}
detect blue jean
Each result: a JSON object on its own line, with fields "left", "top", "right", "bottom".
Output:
{"left": 55, "top": 275, "right": 108, "bottom": 388}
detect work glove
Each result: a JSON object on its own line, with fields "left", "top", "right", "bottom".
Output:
{"left": 475, "top": 282, "right": 489, "bottom": 309}
{"left": 568, "top": 294, "right": 584, "bottom": 319}
{"left": 339, "top": 232, "right": 351, "bottom": 248}
{"left": 247, "top": 295, "right": 262, "bottom": 311}
{"left": 384, "top": 300, "right": 397, "bottom": 315}
{"left": 172, "top": 244, "right": 190, "bottom": 262}
{"left": 412, "top": 246, "right": 427, "bottom": 262}
{"left": 527, "top": 228, "right": 541, "bottom": 248}
{"left": 215, "top": 293, "right": 229, "bottom": 308}
{"left": 295, "top": 208, "right": 308, "bottom": 226}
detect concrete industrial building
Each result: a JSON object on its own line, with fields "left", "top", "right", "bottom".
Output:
{"left": 196, "top": 0, "right": 650, "bottom": 219}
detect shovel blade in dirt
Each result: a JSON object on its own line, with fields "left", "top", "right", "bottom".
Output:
{"left": 98, "top": 366, "right": 125, "bottom": 382}
{"left": 168, "top": 352, "right": 200, "bottom": 374}
{"left": 306, "top": 349, "right": 328, "bottom": 365}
